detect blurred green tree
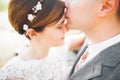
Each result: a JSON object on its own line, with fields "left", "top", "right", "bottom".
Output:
{"left": 0, "top": 0, "right": 7, "bottom": 11}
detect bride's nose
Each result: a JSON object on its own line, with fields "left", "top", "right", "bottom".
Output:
{"left": 64, "top": 26, "right": 69, "bottom": 33}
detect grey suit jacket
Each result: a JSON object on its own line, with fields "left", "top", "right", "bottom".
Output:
{"left": 68, "top": 40, "right": 120, "bottom": 80}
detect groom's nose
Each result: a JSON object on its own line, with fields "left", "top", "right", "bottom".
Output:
{"left": 65, "top": 1, "right": 70, "bottom": 19}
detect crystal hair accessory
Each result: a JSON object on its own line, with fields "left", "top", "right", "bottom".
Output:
{"left": 23, "top": 24, "right": 29, "bottom": 31}
{"left": 27, "top": 1, "right": 42, "bottom": 22}
{"left": 32, "top": 2, "right": 42, "bottom": 13}
{"left": 23, "top": 1, "right": 42, "bottom": 32}
{"left": 27, "top": 14, "right": 36, "bottom": 22}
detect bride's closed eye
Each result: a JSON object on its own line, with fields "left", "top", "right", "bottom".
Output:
{"left": 57, "top": 24, "right": 63, "bottom": 29}
{"left": 57, "top": 19, "right": 65, "bottom": 29}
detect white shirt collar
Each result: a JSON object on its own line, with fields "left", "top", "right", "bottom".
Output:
{"left": 89, "top": 34, "right": 120, "bottom": 54}
{"left": 83, "top": 34, "right": 120, "bottom": 65}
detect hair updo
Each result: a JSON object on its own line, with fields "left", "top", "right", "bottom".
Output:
{"left": 117, "top": 1, "right": 120, "bottom": 19}
{"left": 8, "top": 0, "right": 65, "bottom": 34}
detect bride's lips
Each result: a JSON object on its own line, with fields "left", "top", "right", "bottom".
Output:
{"left": 61, "top": 37, "right": 65, "bottom": 40}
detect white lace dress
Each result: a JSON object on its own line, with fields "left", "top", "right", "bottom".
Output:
{"left": 0, "top": 38, "right": 71, "bottom": 80}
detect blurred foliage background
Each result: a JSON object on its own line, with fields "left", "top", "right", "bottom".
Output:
{"left": 0, "top": 0, "right": 19, "bottom": 68}
{"left": 0, "top": 0, "right": 7, "bottom": 11}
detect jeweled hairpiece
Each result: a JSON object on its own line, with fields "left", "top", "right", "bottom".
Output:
{"left": 23, "top": 1, "right": 42, "bottom": 32}
{"left": 23, "top": 24, "right": 29, "bottom": 31}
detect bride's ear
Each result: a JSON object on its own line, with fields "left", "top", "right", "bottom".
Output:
{"left": 98, "top": 0, "right": 118, "bottom": 17}
{"left": 26, "top": 29, "right": 37, "bottom": 39}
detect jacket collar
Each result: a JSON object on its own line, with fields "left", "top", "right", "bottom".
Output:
{"left": 70, "top": 42, "right": 120, "bottom": 80}
{"left": 68, "top": 39, "right": 89, "bottom": 78}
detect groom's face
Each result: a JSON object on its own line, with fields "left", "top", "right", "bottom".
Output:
{"left": 65, "top": 0, "right": 99, "bottom": 31}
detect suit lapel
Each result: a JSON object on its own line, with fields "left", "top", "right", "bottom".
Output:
{"left": 70, "top": 42, "right": 120, "bottom": 80}
{"left": 70, "top": 56, "right": 102, "bottom": 80}
{"left": 68, "top": 39, "right": 89, "bottom": 78}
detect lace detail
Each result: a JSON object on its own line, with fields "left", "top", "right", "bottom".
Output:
{"left": 0, "top": 39, "right": 71, "bottom": 80}
{"left": 0, "top": 54, "right": 70, "bottom": 80}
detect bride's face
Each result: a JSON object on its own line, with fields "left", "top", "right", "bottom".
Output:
{"left": 37, "top": 16, "right": 68, "bottom": 47}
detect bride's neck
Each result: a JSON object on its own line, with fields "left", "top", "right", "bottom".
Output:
{"left": 20, "top": 44, "right": 49, "bottom": 61}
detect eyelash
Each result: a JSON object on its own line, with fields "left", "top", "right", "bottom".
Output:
{"left": 57, "top": 26, "right": 62, "bottom": 29}
{"left": 57, "top": 25, "right": 63, "bottom": 29}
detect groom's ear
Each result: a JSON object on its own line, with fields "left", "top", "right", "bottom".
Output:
{"left": 98, "top": 0, "right": 119, "bottom": 17}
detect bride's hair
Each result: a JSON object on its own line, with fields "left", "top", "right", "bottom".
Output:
{"left": 117, "top": 1, "right": 120, "bottom": 19}
{"left": 8, "top": 0, "right": 65, "bottom": 34}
